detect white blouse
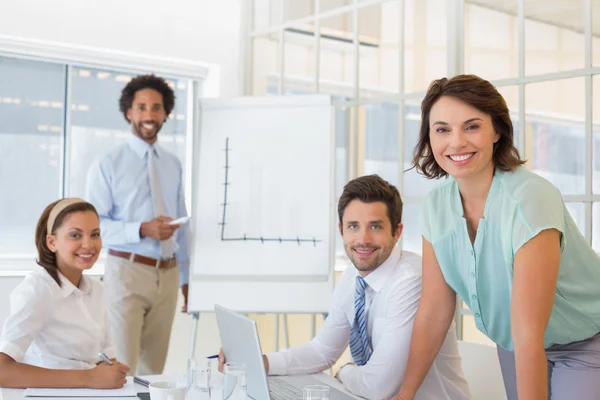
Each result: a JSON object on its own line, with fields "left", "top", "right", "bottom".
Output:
{"left": 0, "top": 269, "right": 115, "bottom": 369}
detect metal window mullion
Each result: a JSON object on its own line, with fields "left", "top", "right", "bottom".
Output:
{"left": 336, "top": 90, "right": 426, "bottom": 107}
{"left": 276, "top": 70, "right": 600, "bottom": 108}
{"left": 189, "top": 80, "right": 204, "bottom": 275}
{"left": 446, "top": 0, "right": 464, "bottom": 77}
{"left": 185, "top": 80, "right": 198, "bottom": 212}
{"left": 275, "top": 3, "right": 287, "bottom": 347}
{"left": 403, "top": 196, "right": 429, "bottom": 204}
{"left": 349, "top": 0, "right": 360, "bottom": 179}
{"left": 243, "top": 0, "right": 255, "bottom": 95}
{"left": 586, "top": 201, "right": 593, "bottom": 244}
{"left": 246, "top": 40, "right": 254, "bottom": 96}
{"left": 314, "top": 0, "right": 321, "bottom": 93}
{"left": 278, "top": 1, "right": 285, "bottom": 95}
{"left": 249, "top": 0, "right": 393, "bottom": 42}
{"left": 60, "top": 65, "right": 73, "bottom": 198}
{"left": 584, "top": 0, "right": 592, "bottom": 70}
{"left": 397, "top": 0, "right": 406, "bottom": 251}
{"left": 274, "top": 314, "right": 279, "bottom": 352}
{"left": 584, "top": 0, "right": 593, "bottom": 243}
{"left": 398, "top": 0, "right": 405, "bottom": 96}
{"left": 563, "top": 194, "right": 595, "bottom": 202}
{"left": 491, "top": 68, "right": 600, "bottom": 86}
{"left": 518, "top": 0, "right": 526, "bottom": 156}
{"left": 446, "top": 0, "right": 465, "bottom": 340}
{"left": 446, "top": 0, "right": 456, "bottom": 77}
{"left": 398, "top": 0, "right": 406, "bottom": 195}
{"left": 456, "top": 0, "right": 465, "bottom": 74}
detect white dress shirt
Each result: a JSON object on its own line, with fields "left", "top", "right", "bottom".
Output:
{"left": 265, "top": 247, "right": 471, "bottom": 400}
{"left": 0, "top": 269, "right": 116, "bottom": 370}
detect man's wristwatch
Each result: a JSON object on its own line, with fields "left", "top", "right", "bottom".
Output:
{"left": 334, "top": 362, "right": 356, "bottom": 381}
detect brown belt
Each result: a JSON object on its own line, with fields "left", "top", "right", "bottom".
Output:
{"left": 108, "top": 249, "right": 177, "bottom": 269}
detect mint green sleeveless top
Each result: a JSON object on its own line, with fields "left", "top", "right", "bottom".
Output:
{"left": 422, "top": 167, "right": 600, "bottom": 350}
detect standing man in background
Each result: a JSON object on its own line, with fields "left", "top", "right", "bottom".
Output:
{"left": 86, "top": 74, "right": 191, "bottom": 375}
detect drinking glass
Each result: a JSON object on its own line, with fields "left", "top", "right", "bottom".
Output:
{"left": 303, "top": 385, "right": 330, "bottom": 400}
{"left": 186, "top": 358, "right": 211, "bottom": 400}
{"left": 222, "top": 362, "right": 247, "bottom": 400}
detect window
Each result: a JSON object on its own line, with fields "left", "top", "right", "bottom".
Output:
{"left": 67, "top": 68, "right": 190, "bottom": 198}
{"left": 249, "top": 0, "right": 600, "bottom": 343}
{"left": 0, "top": 57, "right": 65, "bottom": 255}
{"left": 526, "top": 78, "right": 586, "bottom": 195}
{"left": 0, "top": 55, "right": 197, "bottom": 266}
{"left": 363, "top": 102, "right": 400, "bottom": 184}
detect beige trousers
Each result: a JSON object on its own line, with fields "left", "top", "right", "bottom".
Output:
{"left": 103, "top": 253, "right": 179, "bottom": 375}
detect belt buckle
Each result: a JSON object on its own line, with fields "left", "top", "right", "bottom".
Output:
{"left": 155, "top": 258, "right": 161, "bottom": 269}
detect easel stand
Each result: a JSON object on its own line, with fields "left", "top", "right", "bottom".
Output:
{"left": 188, "top": 311, "right": 321, "bottom": 359}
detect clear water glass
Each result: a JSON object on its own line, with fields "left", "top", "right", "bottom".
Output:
{"left": 186, "top": 358, "right": 211, "bottom": 400}
{"left": 303, "top": 385, "right": 330, "bottom": 400}
{"left": 222, "top": 362, "right": 247, "bottom": 400}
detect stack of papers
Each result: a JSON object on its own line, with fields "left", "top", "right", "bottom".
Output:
{"left": 24, "top": 377, "right": 136, "bottom": 397}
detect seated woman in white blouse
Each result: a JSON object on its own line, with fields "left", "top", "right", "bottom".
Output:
{"left": 0, "top": 198, "right": 129, "bottom": 388}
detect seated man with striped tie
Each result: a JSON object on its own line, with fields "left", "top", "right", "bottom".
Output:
{"left": 219, "top": 175, "right": 471, "bottom": 399}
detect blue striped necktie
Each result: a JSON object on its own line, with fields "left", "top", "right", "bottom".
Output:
{"left": 349, "top": 275, "right": 372, "bottom": 365}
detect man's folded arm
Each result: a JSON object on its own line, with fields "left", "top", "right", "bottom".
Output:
{"left": 337, "top": 273, "right": 422, "bottom": 400}
{"left": 266, "top": 304, "right": 351, "bottom": 376}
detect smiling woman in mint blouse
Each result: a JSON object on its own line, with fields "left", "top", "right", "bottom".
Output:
{"left": 392, "top": 74, "right": 600, "bottom": 400}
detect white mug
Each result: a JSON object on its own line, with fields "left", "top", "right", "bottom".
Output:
{"left": 148, "top": 381, "right": 187, "bottom": 400}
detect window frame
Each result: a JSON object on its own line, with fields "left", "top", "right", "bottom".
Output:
{"left": 0, "top": 36, "right": 213, "bottom": 276}
{"left": 246, "top": 0, "right": 600, "bottom": 341}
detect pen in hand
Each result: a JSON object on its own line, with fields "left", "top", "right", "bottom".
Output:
{"left": 99, "top": 352, "right": 113, "bottom": 365}
{"left": 94, "top": 352, "right": 129, "bottom": 389}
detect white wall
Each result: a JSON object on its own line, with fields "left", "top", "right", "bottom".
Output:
{"left": 0, "top": 0, "right": 244, "bottom": 97}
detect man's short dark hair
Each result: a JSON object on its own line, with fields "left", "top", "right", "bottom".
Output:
{"left": 338, "top": 175, "right": 403, "bottom": 234}
{"left": 119, "top": 74, "right": 175, "bottom": 123}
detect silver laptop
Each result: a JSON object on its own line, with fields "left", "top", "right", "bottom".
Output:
{"left": 214, "top": 304, "right": 356, "bottom": 400}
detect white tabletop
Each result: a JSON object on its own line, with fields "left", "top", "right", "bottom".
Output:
{"left": 1, "top": 372, "right": 358, "bottom": 400}
{"left": 1, "top": 374, "right": 228, "bottom": 400}
{"left": 1, "top": 377, "right": 154, "bottom": 400}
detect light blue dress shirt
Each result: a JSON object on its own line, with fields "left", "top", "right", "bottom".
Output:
{"left": 86, "top": 135, "right": 190, "bottom": 286}
{"left": 422, "top": 166, "right": 600, "bottom": 350}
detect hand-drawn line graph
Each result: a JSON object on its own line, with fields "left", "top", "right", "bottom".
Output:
{"left": 219, "top": 137, "right": 321, "bottom": 247}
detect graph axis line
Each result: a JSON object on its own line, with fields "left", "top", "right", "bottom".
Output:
{"left": 219, "top": 137, "right": 321, "bottom": 247}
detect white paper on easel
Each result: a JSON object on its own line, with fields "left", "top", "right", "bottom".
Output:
{"left": 24, "top": 376, "right": 136, "bottom": 397}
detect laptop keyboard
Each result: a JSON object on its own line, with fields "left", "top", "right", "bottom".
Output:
{"left": 269, "top": 377, "right": 304, "bottom": 400}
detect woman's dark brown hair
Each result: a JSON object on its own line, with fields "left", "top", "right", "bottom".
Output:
{"left": 412, "top": 74, "right": 525, "bottom": 179}
{"left": 35, "top": 200, "right": 99, "bottom": 286}
{"left": 338, "top": 174, "right": 403, "bottom": 235}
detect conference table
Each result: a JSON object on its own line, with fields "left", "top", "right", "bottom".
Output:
{"left": 0, "top": 373, "right": 358, "bottom": 400}
{"left": 0, "top": 375, "right": 172, "bottom": 400}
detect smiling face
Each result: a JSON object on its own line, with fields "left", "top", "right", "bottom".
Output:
{"left": 126, "top": 88, "right": 167, "bottom": 144}
{"left": 429, "top": 96, "right": 500, "bottom": 181}
{"left": 46, "top": 211, "right": 102, "bottom": 275}
{"left": 339, "top": 200, "right": 402, "bottom": 276}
